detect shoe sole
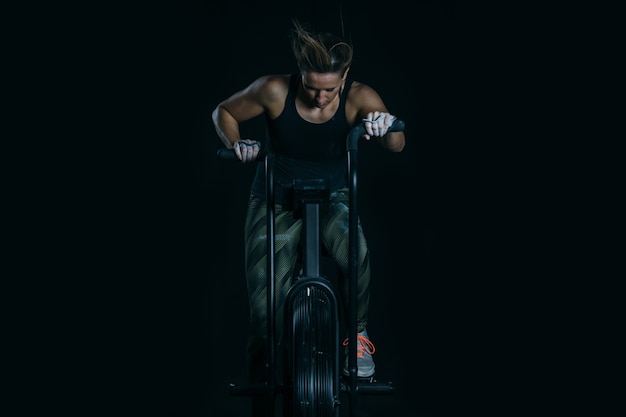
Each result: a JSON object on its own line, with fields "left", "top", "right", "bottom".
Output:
{"left": 342, "top": 369, "right": 375, "bottom": 378}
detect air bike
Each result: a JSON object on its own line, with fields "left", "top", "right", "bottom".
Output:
{"left": 217, "top": 119, "right": 405, "bottom": 416}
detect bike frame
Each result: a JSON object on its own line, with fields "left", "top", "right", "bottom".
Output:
{"left": 218, "top": 119, "right": 404, "bottom": 416}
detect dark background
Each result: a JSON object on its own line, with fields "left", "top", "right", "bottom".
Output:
{"left": 36, "top": 1, "right": 598, "bottom": 416}
{"left": 182, "top": 1, "right": 458, "bottom": 416}
{"left": 128, "top": 2, "right": 465, "bottom": 416}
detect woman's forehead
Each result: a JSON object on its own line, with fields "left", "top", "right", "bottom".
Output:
{"left": 302, "top": 72, "right": 343, "bottom": 88}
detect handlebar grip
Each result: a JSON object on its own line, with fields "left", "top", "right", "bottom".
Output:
{"left": 216, "top": 147, "right": 238, "bottom": 160}
{"left": 216, "top": 147, "right": 266, "bottom": 161}
{"left": 390, "top": 119, "right": 406, "bottom": 132}
{"left": 346, "top": 119, "right": 405, "bottom": 151}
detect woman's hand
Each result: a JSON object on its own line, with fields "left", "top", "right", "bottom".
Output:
{"left": 362, "top": 112, "right": 397, "bottom": 140}
{"left": 233, "top": 140, "right": 261, "bottom": 162}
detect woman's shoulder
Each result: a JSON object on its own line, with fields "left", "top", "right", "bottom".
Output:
{"left": 250, "top": 74, "right": 292, "bottom": 103}
{"left": 344, "top": 80, "right": 387, "bottom": 121}
{"left": 254, "top": 74, "right": 292, "bottom": 93}
{"left": 347, "top": 80, "right": 377, "bottom": 97}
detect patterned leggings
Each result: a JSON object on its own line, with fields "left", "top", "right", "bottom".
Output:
{"left": 243, "top": 188, "right": 371, "bottom": 384}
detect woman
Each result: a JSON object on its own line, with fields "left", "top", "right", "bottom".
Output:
{"left": 212, "top": 19, "right": 405, "bottom": 416}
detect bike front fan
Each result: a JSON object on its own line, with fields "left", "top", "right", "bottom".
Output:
{"left": 285, "top": 280, "right": 340, "bottom": 417}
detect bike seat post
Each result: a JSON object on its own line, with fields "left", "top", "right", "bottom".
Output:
{"left": 302, "top": 202, "right": 321, "bottom": 277}
{"left": 291, "top": 179, "right": 329, "bottom": 279}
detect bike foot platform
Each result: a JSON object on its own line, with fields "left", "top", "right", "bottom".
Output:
{"left": 229, "top": 378, "right": 395, "bottom": 396}
{"left": 340, "top": 377, "right": 395, "bottom": 395}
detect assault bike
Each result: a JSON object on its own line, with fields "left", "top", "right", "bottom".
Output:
{"left": 217, "top": 119, "right": 405, "bottom": 416}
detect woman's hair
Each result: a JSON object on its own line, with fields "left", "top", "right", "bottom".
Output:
{"left": 290, "top": 20, "right": 353, "bottom": 76}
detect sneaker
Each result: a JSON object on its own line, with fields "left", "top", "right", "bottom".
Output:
{"left": 342, "top": 330, "right": 376, "bottom": 377}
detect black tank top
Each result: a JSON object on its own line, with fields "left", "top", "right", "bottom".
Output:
{"left": 250, "top": 73, "right": 354, "bottom": 202}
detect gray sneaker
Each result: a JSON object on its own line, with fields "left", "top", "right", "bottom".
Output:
{"left": 342, "top": 330, "right": 376, "bottom": 377}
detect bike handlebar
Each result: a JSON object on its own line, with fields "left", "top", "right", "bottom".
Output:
{"left": 216, "top": 145, "right": 258, "bottom": 161}
{"left": 216, "top": 119, "right": 405, "bottom": 160}
{"left": 346, "top": 119, "right": 405, "bottom": 151}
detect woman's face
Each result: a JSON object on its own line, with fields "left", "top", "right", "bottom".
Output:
{"left": 300, "top": 71, "right": 346, "bottom": 109}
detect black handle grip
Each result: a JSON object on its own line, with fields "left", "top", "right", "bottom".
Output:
{"left": 346, "top": 119, "right": 405, "bottom": 151}
{"left": 216, "top": 147, "right": 266, "bottom": 161}
{"left": 216, "top": 147, "right": 237, "bottom": 160}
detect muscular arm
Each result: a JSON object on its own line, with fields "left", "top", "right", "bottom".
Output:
{"left": 348, "top": 82, "right": 406, "bottom": 152}
{"left": 212, "top": 75, "right": 288, "bottom": 148}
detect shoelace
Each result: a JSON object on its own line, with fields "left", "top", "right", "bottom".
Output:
{"left": 342, "top": 334, "right": 376, "bottom": 358}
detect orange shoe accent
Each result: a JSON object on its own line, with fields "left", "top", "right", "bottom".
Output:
{"left": 342, "top": 333, "right": 376, "bottom": 358}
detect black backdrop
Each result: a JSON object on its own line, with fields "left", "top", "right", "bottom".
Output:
{"left": 21, "top": 1, "right": 609, "bottom": 416}
{"left": 88, "top": 1, "right": 494, "bottom": 416}
{"left": 136, "top": 2, "right": 460, "bottom": 416}
{"left": 56, "top": 1, "right": 566, "bottom": 416}
{"left": 181, "top": 1, "right": 457, "bottom": 416}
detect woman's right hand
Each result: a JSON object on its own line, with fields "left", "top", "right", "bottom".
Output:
{"left": 233, "top": 140, "right": 261, "bottom": 163}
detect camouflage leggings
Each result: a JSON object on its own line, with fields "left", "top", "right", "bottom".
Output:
{"left": 244, "top": 188, "right": 371, "bottom": 383}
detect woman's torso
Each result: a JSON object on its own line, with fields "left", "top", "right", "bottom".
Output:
{"left": 250, "top": 74, "right": 355, "bottom": 202}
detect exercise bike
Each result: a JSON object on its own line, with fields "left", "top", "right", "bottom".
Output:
{"left": 217, "top": 119, "right": 405, "bottom": 417}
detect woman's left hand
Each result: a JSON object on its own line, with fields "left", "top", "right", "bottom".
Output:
{"left": 362, "top": 112, "right": 397, "bottom": 139}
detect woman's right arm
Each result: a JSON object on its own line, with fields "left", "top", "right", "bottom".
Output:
{"left": 212, "top": 75, "right": 287, "bottom": 161}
